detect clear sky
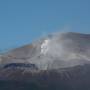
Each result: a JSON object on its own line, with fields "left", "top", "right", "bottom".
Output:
{"left": 0, "top": 0, "right": 90, "bottom": 50}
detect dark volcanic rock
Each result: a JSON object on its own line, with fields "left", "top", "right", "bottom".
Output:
{"left": 3, "top": 63, "right": 38, "bottom": 70}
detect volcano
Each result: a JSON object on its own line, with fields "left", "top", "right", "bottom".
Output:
{"left": 0, "top": 32, "right": 90, "bottom": 90}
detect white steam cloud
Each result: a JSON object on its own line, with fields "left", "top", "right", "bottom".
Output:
{"left": 34, "top": 32, "right": 90, "bottom": 70}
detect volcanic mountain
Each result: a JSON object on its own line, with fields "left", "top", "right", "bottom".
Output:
{"left": 0, "top": 32, "right": 90, "bottom": 90}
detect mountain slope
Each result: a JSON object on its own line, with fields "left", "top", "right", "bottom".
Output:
{"left": 0, "top": 64, "right": 90, "bottom": 90}
{"left": 0, "top": 32, "right": 90, "bottom": 90}
{"left": 1, "top": 32, "right": 90, "bottom": 70}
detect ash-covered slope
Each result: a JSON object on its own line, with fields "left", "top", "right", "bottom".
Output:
{"left": 1, "top": 32, "right": 90, "bottom": 70}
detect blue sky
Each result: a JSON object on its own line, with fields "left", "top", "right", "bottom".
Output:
{"left": 0, "top": 0, "right": 90, "bottom": 50}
